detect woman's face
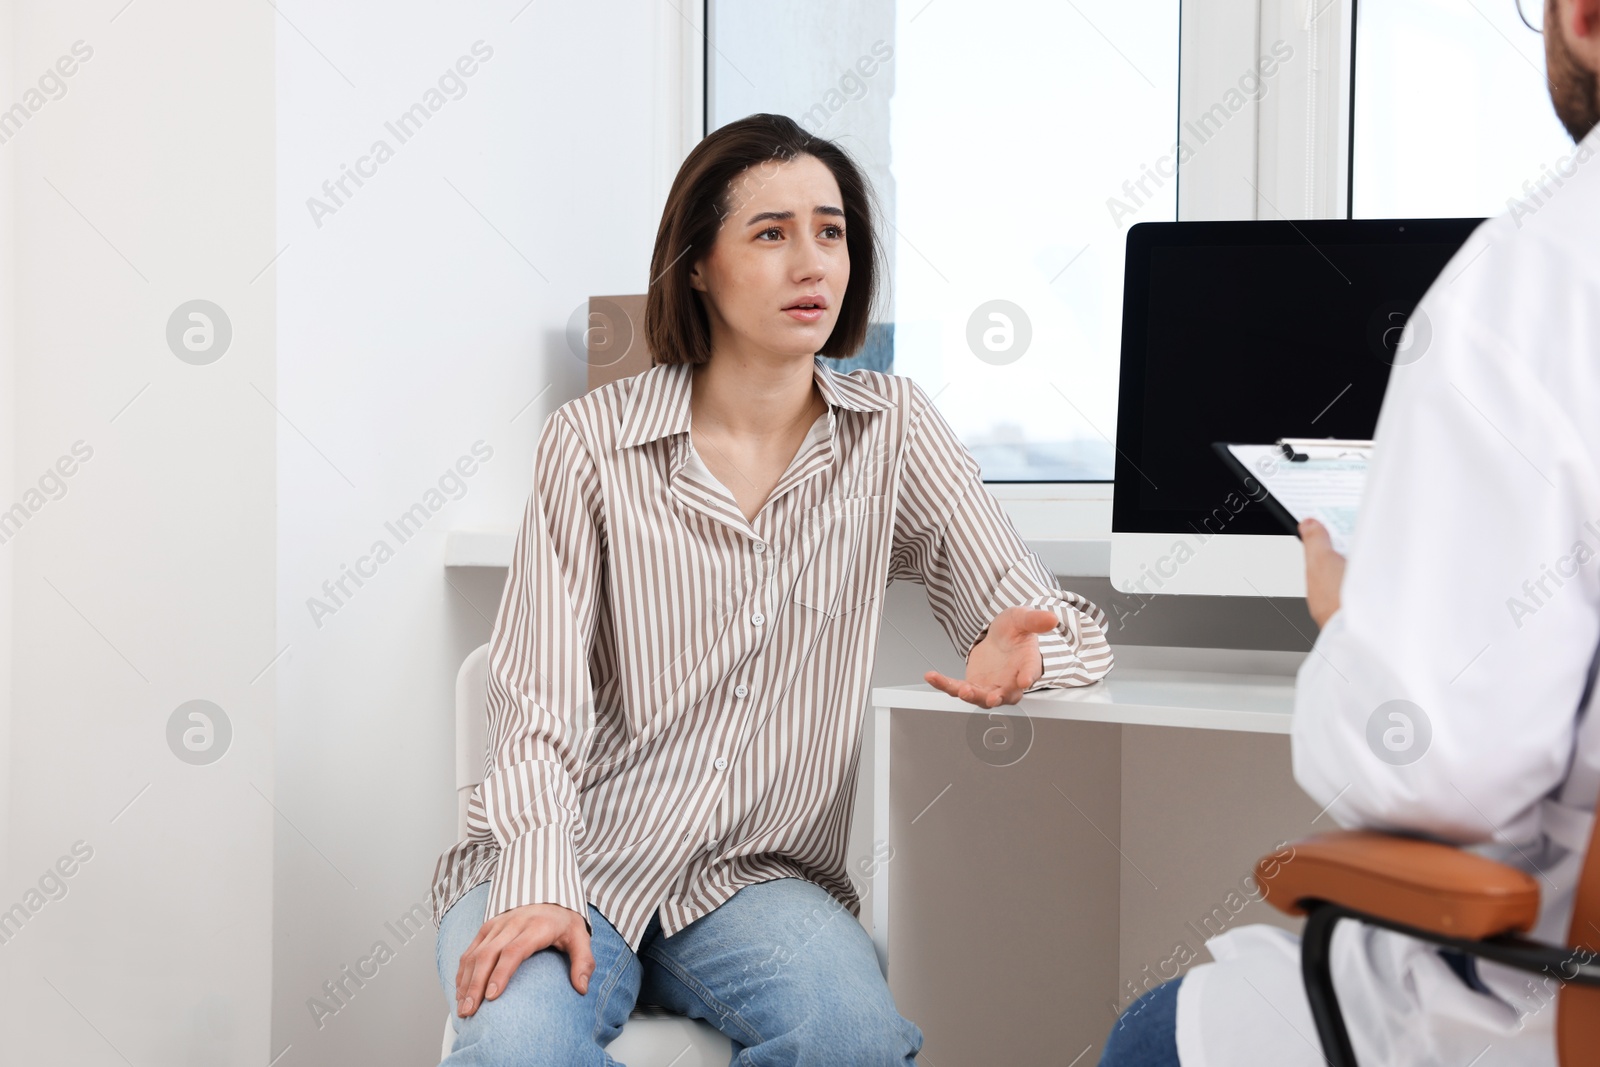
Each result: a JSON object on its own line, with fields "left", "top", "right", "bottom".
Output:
{"left": 689, "top": 152, "right": 851, "bottom": 363}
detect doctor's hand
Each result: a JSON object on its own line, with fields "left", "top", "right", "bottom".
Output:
{"left": 925, "top": 606, "right": 1058, "bottom": 709}
{"left": 1300, "top": 518, "right": 1346, "bottom": 629}
{"left": 454, "top": 902, "right": 594, "bottom": 1017}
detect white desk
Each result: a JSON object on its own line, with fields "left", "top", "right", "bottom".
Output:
{"left": 863, "top": 647, "right": 1302, "bottom": 979}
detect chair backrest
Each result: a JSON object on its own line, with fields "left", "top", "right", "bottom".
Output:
{"left": 454, "top": 642, "right": 492, "bottom": 838}
{"left": 1561, "top": 803, "right": 1600, "bottom": 1062}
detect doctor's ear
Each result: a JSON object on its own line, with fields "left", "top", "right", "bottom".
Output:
{"left": 688, "top": 260, "right": 707, "bottom": 293}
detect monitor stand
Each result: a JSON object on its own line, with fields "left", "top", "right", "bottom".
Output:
{"left": 1109, "top": 531, "right": 1306, "bottom": 598}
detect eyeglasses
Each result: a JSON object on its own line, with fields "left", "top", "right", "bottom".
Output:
{"left": 1516, "top": 0, "right": 1544, "bottom": 33}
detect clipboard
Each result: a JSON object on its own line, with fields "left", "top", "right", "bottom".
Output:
{"left": 1211, "top": 439, "right": 1371, "bottom": 555}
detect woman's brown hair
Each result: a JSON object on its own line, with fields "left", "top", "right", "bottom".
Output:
{"left": 645, "top": 113, "right": 883, "bottom": 367}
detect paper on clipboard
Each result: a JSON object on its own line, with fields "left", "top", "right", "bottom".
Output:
{"left": 1221, "top": 441, "right": 1370, "bottom": 555}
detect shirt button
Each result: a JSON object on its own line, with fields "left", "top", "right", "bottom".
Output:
{"left": 753, "top": 542, "right": 766, "bottom": 554}
{"left": 734, "top": 684, "right": 749, "bottom": 698}
{"left": 751, "top": 612, "right": 765, "bottom": 626}
{"left": 706, "top": 839, "right": 718, "bottom": 852}
{"left": 713, "top": 756, "right": 728, "bottom": 771}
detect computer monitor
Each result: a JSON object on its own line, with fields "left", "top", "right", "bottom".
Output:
{"left": 1109, "top": 217, "right": 1484, "bottom": 597}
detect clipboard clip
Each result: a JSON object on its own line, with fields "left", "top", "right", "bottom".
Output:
{"left": 1276, "top": 437, "right": 1373, "bottom": 463}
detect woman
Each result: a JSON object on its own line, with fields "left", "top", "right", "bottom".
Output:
{"left": 428, "top": 112, "right": 1114, "bottom": 1065}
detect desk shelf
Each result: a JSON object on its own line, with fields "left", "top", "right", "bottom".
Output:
{"left": 872, "top": 666, "right": 1297, "bottom": 736}
{"left": 873, "top": 644, "right": 1301, "bottom": 735}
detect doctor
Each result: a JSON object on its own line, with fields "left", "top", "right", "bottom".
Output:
{"left": 1099, "top": 0, "right": 1600, "bottom": 1064}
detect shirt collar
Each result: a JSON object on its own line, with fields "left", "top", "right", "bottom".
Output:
{"left": 615, "top": 355, "right": 894, "bottom": 451}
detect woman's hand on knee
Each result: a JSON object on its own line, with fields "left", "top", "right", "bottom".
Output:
{"left": 454, "top": 903, "right": 595, "bottom": 1016}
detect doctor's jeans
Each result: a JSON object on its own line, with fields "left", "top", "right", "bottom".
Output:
{"left": 1098, "top": 977, "right": 1182, "bottom": 1067}
{"left": 436, "top": 876, "right": 923, "bottom": 1066}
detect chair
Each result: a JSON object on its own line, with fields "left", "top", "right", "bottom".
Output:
{"left": 440, "top": 642, "right": 734, "bottom": 1065}
{"left": 1255, "top": 816, "right": 1600, "bottom": 1066}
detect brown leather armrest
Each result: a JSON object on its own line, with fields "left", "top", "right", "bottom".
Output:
{"left": 1256, "top": 831, "right": 1541, "bottom": 940}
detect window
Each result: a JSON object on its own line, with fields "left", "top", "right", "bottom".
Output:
{"left": 1352, "top": 0, "right": 1574, "bottom": 219}
{"left": 707, "top": 0, "right": 1181, "bottom": 481}
{"left": 699, "top": 0, "right": 1582, "bottom": 539}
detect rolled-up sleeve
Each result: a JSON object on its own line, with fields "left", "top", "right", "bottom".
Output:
{"left": 473, "top": 409, "right": 604, "bottom": 926}
{"left": 889, "top": 380, "right": 1113, "bottom": 689}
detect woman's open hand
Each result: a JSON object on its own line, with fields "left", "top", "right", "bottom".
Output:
{"left": 924, "top": 606, "right": 1058, "bottom": 708}
{"left": 454, "top": 901, "right": 594, "bottom": 1016}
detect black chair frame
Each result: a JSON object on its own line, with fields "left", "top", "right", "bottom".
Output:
{"left": 1299, "top": 900, "right": 1600, "bottom": 1067}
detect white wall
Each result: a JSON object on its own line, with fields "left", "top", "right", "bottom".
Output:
{"left": 1, "top": 1, "right": 276, "bottom": 1062}
{"left": 0, "top": 0, "right": 15, "bottom": 916}
{"left": 0, "top": 1, "right": 691, "bottom": 1063}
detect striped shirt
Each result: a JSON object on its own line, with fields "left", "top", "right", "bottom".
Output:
{"left": 427, "top": 355, "right": 1114, "bottom": 949}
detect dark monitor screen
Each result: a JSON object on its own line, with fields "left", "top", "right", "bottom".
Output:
{"left": 1112, "top": 218, "right": 1484, "bottom": 535}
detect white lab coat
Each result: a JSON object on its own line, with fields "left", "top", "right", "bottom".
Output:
{"left": 1176, "top": 124, "right": 1600, "bottom": 1067}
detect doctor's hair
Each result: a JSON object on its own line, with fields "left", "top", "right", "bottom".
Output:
{"left": 645, "top": 112, "right": 883, "bottom": 366}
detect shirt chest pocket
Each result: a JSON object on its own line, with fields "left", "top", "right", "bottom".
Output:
{"left": 790, "top": 494, "right": 889, "bottom": 619}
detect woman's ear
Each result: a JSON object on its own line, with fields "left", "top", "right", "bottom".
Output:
{"left": 688, "top": 258, "right": 707, "bottom": 293}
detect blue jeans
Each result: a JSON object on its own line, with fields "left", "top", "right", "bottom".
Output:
{"left": 436, "top": 876, "right": 923, "bottom": 1066}
{"left": 1098, "top": 977, "right": 1182, "bottom": 1067}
